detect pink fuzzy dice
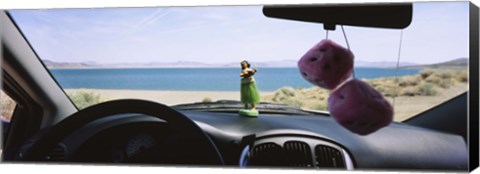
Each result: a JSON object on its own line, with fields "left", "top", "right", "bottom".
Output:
{"left": 328, "top": 79, "right": 393, "bottom": 135}
{"left": 298, "top": 39, "right": 354, "bottom": 90}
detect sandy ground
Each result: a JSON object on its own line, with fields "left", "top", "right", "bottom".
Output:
{"left": 66, "top": 83, "right": 467, "bottom": 122}
{"left": 65, "top": 89, "right": 273, "bottom": 106}
{"left": 390, "top": 83, "right": 468, "bottom": 121}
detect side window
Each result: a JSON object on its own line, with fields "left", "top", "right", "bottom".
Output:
{"left": 1, "top": 90, "right": 16, "bottom": 124}
{"left": 2, "top": 90, "right": 16, "bottom": 156}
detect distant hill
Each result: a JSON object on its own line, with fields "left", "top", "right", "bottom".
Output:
{"left": 401, "top": 58, "right": 468, "bottom": 69}
{"left": 355, "top": 60, "right": 417, "bottom": 68}
{"left": 230, "top": 60, "right": 298, "bottom": 67}
{"left": 42, "top": 59, "right": 94, "bottom": 69}
{"left": 251, "top": 60, "right": 418, "bottom": 68}
{"left": 110, "top": 61, "right": 212, "bottom": 68}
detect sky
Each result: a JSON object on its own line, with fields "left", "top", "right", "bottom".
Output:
{"left": 9, "top": 1, "right": 470, "bottom": 65}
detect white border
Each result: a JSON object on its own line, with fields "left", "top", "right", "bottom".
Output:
{"left": 1, "top": 0, "right": 478, "bottom": 174}
{"left": 0, "top": 0, "right": 476, "bottom": 9}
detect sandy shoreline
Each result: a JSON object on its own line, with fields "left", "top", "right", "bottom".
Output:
{"left": 65, "top": 89, "right": 273, "bottom": 106}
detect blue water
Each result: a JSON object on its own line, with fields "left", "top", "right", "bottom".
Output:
{"left": 50, "top": 68, "right": 420, "bottom": 92}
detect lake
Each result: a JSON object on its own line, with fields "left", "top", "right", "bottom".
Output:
{"left": 50, "top": 67, "right": 420, "bottom": 91}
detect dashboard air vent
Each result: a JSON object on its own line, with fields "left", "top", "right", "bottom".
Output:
{"left": 284, "top": 141, "right": 313, "bottom": 167}
{"left": 249, "top": 143, "right": 286, "bottom": 166}
{"left": 315, "top": 145, "right": 345, "bottom": 168}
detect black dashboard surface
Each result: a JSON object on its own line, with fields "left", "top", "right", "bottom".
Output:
{"left": 179, "top": 110, "right": 468, "bottom": 170}
{"left": 11, "top": 107, "right": 468, "bottom": 171}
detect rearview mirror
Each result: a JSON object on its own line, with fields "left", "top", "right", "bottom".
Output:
{"left": 263, "top": 3, "right": 413, "bottom": 30}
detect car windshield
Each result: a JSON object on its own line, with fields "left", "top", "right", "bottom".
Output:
{"left": 8, "top": 2, "right": 469, "bottom": 122}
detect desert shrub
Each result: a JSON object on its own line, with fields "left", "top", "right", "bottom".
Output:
{"left": 272, "top": 86, "right": 296, "bottom": 102}
{"left": 202, "top": 97, "right": 213, "bottom": 103}
{"left": 425, "top": 75, "right": 454, "bottom": 89}
{"left": 383, "top": 86, "right": 401, "bottom": 97}
{"left": 369, "top": 82, "right": 379, "bottom": 88}
{"left": 372, "top": 85, "right": 386, "bottom": 94}
{"left": 416, "top": 83, "right": 437, "bottom": 96}
{"left": 308, "top": 88, "right": 328, "bottom": 100}
{"left": 437, "top": 79, "right": 455, "bottom": 88}
{"left": 373, "top": 79, "right": 401, "bottom": 97}
{"left": 311, "top": 101, "right": 328, "bottom": 111}
{"left": 1, "top": 91, "right": 16, "bottom": 121}
{"left": 425, "top": 75, "right": 441, "bottom": 85}
{"left": 316, "top": 94, "right": 327, "bottom": 101}
{"left": 306, "top": 95, "right": 317, "bottom": 99}
{"left": 282, "top": 98, "right": 304, "bottom": 108}
{"left": 437, "top": 71, "right": 453, "bottom": 79}
{"left": 272, "top": 91, "right": 287, "bottom": 102}
{"left": 366, "top": 79, "right": 379, "bottom": 86}
{"left": 277, "top": 86, "right": 296, "bottom": 97}
{"left": 455, "top": 70, "right": 468, "bottom": 83}
{"left": 67, "top": 90, "right": 105, "bottom": 109}
{"left": 420, "top": 69, "right": 435, "bottom": 79}
{"left": 398, "top": 75, "right": 421, "bottom": 87}
{"left": 367, "top": 78, "right": 396, "bottom": 96}
{"left": 401, "top": 86, "right": 417, "bottom": 96}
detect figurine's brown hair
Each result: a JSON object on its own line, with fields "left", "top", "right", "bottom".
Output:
{"left": 240, "top": 60, "right": 250, "bottom": 70}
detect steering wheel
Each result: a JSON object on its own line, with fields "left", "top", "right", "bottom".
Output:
{"left": 21, "top": 99, "right": 224, "bottom": 165}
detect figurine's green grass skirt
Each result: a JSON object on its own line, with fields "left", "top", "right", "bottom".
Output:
{"left": 241, "top": 81, "right": 261, "bottom": 104}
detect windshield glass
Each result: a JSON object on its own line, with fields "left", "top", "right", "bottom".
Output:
{"left": 9, "top": 2, "right": 469, "bottom": 121}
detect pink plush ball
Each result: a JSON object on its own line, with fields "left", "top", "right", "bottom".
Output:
{"left": 298, "top": 39, "right": 354, "bottom": 90}
{"left": 328, "top": 79, "right": 393, "bottom": 135}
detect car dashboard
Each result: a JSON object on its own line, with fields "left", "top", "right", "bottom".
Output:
{"left": 183, "top": 110, "right": 468, "bottom": 170}
{"left": 18, "top": 109, "right": 466, "bottom": 171}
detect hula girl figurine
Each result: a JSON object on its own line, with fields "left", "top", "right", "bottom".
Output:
{"left": 239, "top": 60, "right": 261, "bottom": 117}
